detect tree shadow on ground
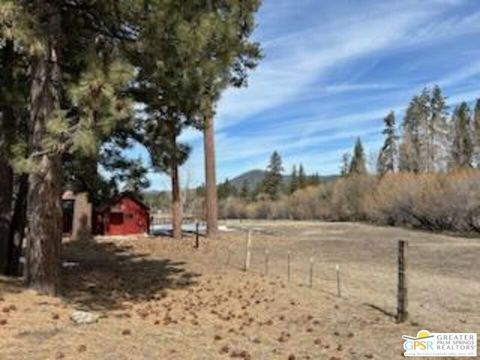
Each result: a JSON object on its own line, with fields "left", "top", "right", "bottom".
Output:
{"left": 364, "top": 303, "right": 397, "bottom": 320}
{"left": 0, "top": 276, "right": 25, "bottom": 296}
{"left": 61, "top": 238, "right": 200, "bottom": 311}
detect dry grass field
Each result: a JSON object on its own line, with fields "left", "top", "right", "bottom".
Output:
{"left": 0, "top": 221, "right": 478, "bottom": 359}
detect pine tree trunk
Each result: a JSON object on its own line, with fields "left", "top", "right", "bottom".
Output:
{"left": 7, "top": 175, "right": 28, "bottom": 276}
{"left": 0, "top": 155, "right": 13, "bottom": 274}
{"left": 204, "top": 113, "right": 218, "bottom": 238}
{"left": 25, "top": 1, "right": 63, "bottom": 295}
{"left": 0, "top": 39, "right": 15, "bottom": 274}
{"left": 171, "top": 161, "right": 183, "bottom": 240}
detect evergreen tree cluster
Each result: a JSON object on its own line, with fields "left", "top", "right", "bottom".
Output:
{"left": 342, "top": 85, "right": 480, "bottom": 177}
{"left": 0, "top": 1, "right": 261, "bottom": 293}
{"left": 289, "top": 164, "right": 321, "bottom": 193}
{"left": 391, "top": 86, "right": 480, "bottom": 173}
{"left": 341, "top": 138, "right": 368, "bottom": 177}
{"left": 216, "top": 152, "right": 323, "bottom": 202}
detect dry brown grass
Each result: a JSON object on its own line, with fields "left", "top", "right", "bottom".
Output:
{"left": 0, "top": 221, "right": 478, "bottom": 359}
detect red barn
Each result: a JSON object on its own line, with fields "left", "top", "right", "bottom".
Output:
{"left": 94, "top": 193, "right": 150, "bottom": 236}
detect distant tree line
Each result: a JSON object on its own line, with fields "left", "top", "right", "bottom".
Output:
{"left": 339, "top": 85, "right": 480, "bottom": 178}
{"left": 218, "top": 85, "right": 480, "bottom": 234}
{"left": 212, "top": 151, "right": 322, "bottom": 202}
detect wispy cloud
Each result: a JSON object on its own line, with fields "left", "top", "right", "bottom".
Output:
{"left": 214, "top": 1, "right": 472, "bottom": 131}
{"left": 139, "top": 0, "right": 480, "bottom": 189}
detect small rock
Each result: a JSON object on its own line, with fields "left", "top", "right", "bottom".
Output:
{"left": 122, "top": 329, "right": 131, "bottom": 335}
{"left": 55, "top": 352, "right": 65, "bottom": 359}
{"left": 249, "top": 336, "right": 261, "bottom": 344}
{"left": 78, "top": 345, "right": 87, "bottom": 353}
{"left": 70, "top": 311, "right": 99, "bottom": 325}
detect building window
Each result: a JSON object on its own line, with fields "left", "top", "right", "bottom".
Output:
{"left": 110, "top": 212, "right": 124, "bottom": 225}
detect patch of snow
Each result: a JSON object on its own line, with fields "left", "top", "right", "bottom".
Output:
{"left": 70, "top": 310, "right": 99, "bottom": 325}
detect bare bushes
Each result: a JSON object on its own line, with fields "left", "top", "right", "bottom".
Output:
{"left": 219, "top": 170, "right": 480, "bottom": 233}
{"left": 366, "top": 171, "right": 480, "bottom": 232}
{"left": 330, "top": 175, "right": 377, "bottom": 221}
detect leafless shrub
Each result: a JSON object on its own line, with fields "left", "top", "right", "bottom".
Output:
{"left": 219, "top": 170, "right": 480, "bottom": 233}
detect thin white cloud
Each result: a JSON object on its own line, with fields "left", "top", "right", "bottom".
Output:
{"left": 323, "top": 83, "right": 402, "bottom": 94}
{"left": 145, "top": 0, "right": 480, "bottom": 189}
{"left": 214, "top": 1, "right": 473, "bottom": 132}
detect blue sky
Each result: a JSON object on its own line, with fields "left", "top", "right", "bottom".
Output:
{"left": 130, "top": 0, "right": 480, "bottom": 190}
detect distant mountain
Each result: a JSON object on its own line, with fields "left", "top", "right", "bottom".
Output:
{"left": 229, "top": 169, "right": 339, "bottom": 190}
{"left": 229, "top": 170, "right": 267, "bottom": 190}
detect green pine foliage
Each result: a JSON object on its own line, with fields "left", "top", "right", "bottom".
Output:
{"left": 240, "top": 180, "right": 250, "bottom": 199}
{"left": 289, "top": 165, "right": 298, "bottom": 194}
{"left": 349, "top": 138, "right": 367, "bottom": 175}
{"left": 399, "top": 86, "right": 449, "bottom": 173}
{"left": 340, "top": 152, "right": 351, "bottom": 177}
{"left": 298, "top": 164, "right": 307, "bottom": 189}
{"left": 451, "top": 102, "right": 474, "bottom": 169}
{"left": 218, "top": 179, "right": 238, "bottom": 200}
{"left": 262, "top": 151, "right": 284, "bottom": 200}
{"left": 474, "top": 99, "right": 480, "bottom": 167}
{"left": 377, "top": 111, "right": 399, "bottom": 175}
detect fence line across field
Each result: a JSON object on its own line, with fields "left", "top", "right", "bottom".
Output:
{"left": 234, "top": 228, "right": 408, "bottom": 323}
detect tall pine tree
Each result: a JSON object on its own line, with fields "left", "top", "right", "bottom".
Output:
{"left": 377, "top": 111, "right": 398, "bottom": 175}
{"left": 262, "top": 151, "right": 284, "bottom": 200}
{"left": 199, "top": 0, "right": 262, "bottom": 237}
{"left": 298, "top": 164, "right": 307, "bottom": 189}
{"left": 289, "top": 165, "right": 298, "bottom": 194}
{"left": 399, "top": 92, "right": 427, "bottom": 172}
{"left": 427, "top": 85, "right": 449, "bottom": 172}
{"left": 473, "top": 99, "right": 480, "bottom": 167}
{"left": 450, "top": 102, "right": 474, "bottom": 169}
{"left": 349, "top": 138, "right": 367, "bottom": 175}
{"left": 340, "top": 152, "right": 351, "bottom": 177}
{"left": 12, "top": 0, "right": 139, "bottom": 294}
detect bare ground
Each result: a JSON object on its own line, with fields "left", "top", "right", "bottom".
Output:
{"left": 0, "top": 220, "right": 478, "bottom": 359}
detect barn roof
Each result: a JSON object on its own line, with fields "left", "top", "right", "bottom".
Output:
{"left": 97, "top": 192, "right": 150, "bottom": 213}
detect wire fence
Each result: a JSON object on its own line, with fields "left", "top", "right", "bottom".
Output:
{"left": 215, "top": 224, "right": 480, "bottom": 327}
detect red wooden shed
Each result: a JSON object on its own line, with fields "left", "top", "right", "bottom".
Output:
{"left": 94, "top": 192, "right": 150, "bottom": 236}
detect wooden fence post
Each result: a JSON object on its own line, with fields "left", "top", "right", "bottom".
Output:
{"left": 195, "top": 222, "right": 200, "bottom": 249}
{"left": 244, "top": 230, "right": 252, "bottom": 272}
{"left": 265, "top": 248, "right": 269, "bottom": 276}
{"left": 309, "top": 257, "right": 314, "bottom": 288}
{"left": 287, "top": 251, "right": 291, "bottom": 283}
{"left": 336, "top": 264, "right": 341, "bottom": 297}
{"left": 396, "top": 240, "right": 408, "bottom": 323}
